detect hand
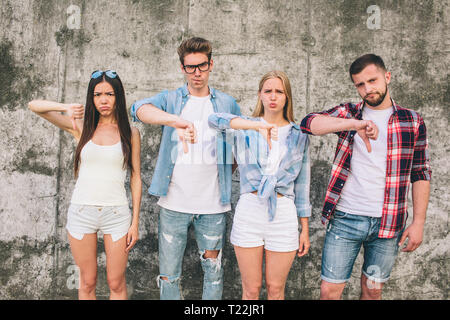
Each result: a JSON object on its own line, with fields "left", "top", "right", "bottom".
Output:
{"left": 256, "top": 123, "right": 277, "bottom": 149}
{"left": 66, "top": 104, "right": 84, "bottom": 131}
{"left": 174, "top": 118, "right": 197, "bottom": 153}
{"left": 297, "top": 230, "right": 310, "bottom": 257}
{"left": 125, "top": 223, "right": 139, "bottom": 253}
{"left": 354, "top": 120, "right": 378, "bottom": 153}
{"left": 398, "top": 222, "right": 424, "bottom": 252}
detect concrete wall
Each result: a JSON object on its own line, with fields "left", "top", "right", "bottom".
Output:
{"left": 0, "top": 0, "right": 448, "bottom": 299}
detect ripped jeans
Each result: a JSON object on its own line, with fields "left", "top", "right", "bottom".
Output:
{"left": 157, "top": 207, "right": 226, "bottom": 300}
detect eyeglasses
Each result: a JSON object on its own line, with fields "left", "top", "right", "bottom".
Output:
{"left": 91, "top": 70, "right": 117, "bottom": 79}
{"left": 182, "top": 61, "right": 210, "bottom": 74}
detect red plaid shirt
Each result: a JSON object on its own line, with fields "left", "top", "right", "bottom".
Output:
{"left": 300, "top": 100, "right": 431, "bottom": 238}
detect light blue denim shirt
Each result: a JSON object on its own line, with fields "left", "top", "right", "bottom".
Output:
{"left": 208, "top": 113, "right": 311, "bottom": 220}
{"left": 130, "top": 84, "right": 241, "bottom": 205}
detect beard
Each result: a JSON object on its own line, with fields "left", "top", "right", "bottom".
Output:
{"left": 364, "top": 84, "right": 388, "bottom": 107}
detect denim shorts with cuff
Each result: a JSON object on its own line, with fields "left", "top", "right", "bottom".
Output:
{"left": 321, "top": 210, "right": 403, "bottom": 284}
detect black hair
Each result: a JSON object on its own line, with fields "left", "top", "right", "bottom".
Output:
{"left": 74, "top": 73, "right": 132, "bottom": 177}
{"left": 349, "top": 54, "right": 387, "bottom": 81}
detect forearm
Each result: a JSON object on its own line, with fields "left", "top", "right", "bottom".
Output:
{"left": 310, "top": 115, "right": 360, "bottom": 135}
{"left": 229, "top": 117, "right": 261, "bottom": 131}
{"left": 299, "top": 217, "right": 309, "bottom": 234}
{"left": 411, "top": 180, "right": 430, "bottom": 225}
{"left": 28, "top": 100, "right": 69, "bottom": 114}
{"left": 130, "top": 174, "right": 142, "bottom": 226}
{"left": 136, "top": 104, "right": 180, "bottom": 127}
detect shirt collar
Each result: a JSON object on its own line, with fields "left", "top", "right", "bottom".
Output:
{"left": 181, "top": 83, "right": 216, "bottom": 98}
{"left": 357, "top": 98, "right": 398, "bottom": 116}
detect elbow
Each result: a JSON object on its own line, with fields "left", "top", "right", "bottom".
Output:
{"left": 309, "top": 117, "right": 327, "bottom": 136}
{"left": 300, "top": 115, "right": 322, "bottom": 136}
{"left": 28, "top": 101, "right": 36, "bottom": 112}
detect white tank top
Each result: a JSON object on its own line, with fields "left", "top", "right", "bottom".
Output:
{"left": 70, "top": 140, "right": 128, "bottom": 206}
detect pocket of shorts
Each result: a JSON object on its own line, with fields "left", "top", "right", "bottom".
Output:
{"left": 68, "top": 204, "right": 84, "bottom": 215}
{"left": 113, "top": 206, "right": 131, "bottom": 216}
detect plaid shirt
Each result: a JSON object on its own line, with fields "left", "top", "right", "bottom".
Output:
{"left": 209, "top": 113, "right": 311, "bottom": 221}
{"left": 300, "top": 99, "right": 431, "bottom": 238}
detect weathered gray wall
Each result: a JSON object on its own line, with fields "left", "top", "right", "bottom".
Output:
{"left": 0, "top": 0, "right": 448, "bottom": 300}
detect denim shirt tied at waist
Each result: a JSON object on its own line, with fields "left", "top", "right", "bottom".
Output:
{"left": 208, "top": 113, "right": 311, "bottom": 221}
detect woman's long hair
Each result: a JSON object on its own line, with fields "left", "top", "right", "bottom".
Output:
{"left": 74, "top": 73, "right": 132, "bottom": 177}
{"left": 252, "top": 70, "right": 295, "bottom": 122}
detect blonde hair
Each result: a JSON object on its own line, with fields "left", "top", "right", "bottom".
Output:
{"left": 252, "top": 70, "right": 294, "bottom": 122}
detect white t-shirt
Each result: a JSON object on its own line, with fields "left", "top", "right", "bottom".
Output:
{"left": 157, "top": 95, "right": 231, "bottom": 214}
{"left": 262, "top": 120, "right": 291, "bottom": 176}
{"left": 336, "top": 106, "right": 393, "bottom": 217}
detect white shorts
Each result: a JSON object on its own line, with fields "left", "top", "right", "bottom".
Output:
{"left": 66, "top": 203, "right": 131, "bottom": 242}
{"left": 230, "top": 193, "right": 299, "bottom": 252}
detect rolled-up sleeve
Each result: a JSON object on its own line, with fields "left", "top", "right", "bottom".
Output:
{"left": 300, "top": 103, "right": 355, "bottom": 135}
{"left": 411, "top": 115, "right": 432, "bottom": 183}
{"left": 208, "top": 113, "right": 241, "bottom": 130}
{"left": 130, "top": 90, "right": 168, "bottom": 122}
{"left": 300, "top": 113, "right": 319, "bottom": 135}
{"left": 232, "top": 99, "right": 242, "bottom": 116}
{"left": 294, "top": 135, "right": 312, "bottom": 218}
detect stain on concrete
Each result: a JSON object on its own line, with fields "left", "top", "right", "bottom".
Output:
{"left": 13, "top": 148, "right": 55, "bottom": 176}
{"left": 0, "top": 236, "right": 54, "bottom": 299}
{"left": 0, "top": 40, "right": 19, "bottom": 110}
{"left": 0, "top": 40, "right": 45, "bottom": 111}
{"left": 55, "top": 26, "right": 74, "bottom": 48}
{"left": 310, "top": 160, "right": 332, "bottom": 213}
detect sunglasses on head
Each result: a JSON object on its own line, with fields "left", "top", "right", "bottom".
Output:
{"left": 91, "top": 70, "right": 117, "bottom": 79}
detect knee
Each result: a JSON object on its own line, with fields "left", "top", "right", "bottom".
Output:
{"left": 361, "top": 288, "right": 382, "bottom": 300}
{"left": 202, "top": 249, "right": 220, "bottom": 260}
{"left": 242, "top": 283, "right": 262, "bottom": 300}
{"left": 320, "top": 281, "right": 345, "bottom": 300}
{"left": 79, "top": 274, "right": 97, "bottom": 293}
{"left": 361, "top": 275, "right": 384, "bottom": 300}
{"left": 361, "top": 283, "right": 383, "bottom": 300}
{"left": 158, "top": 275, "right": 180, "bottom": 286}
{"left": 266, "top": 282, "right": 284, "bottom": 300}
{"left": 107, "top": 275, "right": 126, "bottom": 293}
{"left": 200, "top": 249, "right": 223, "bottom": 274}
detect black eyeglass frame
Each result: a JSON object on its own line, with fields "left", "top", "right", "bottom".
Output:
{"left": 182, "top": 61, "right": 211, "bottom": 74}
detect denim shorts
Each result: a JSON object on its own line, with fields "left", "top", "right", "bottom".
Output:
{"left": 321, "top": 210, "right": 403, "bottom": 284}
{"left": 66, "top": 203, "right": 131, "bottom": 242}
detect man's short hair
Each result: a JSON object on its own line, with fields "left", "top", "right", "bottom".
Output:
{"left": 177, "top": 37, "right": 212, "bottom": 65}
{"left": 349, "top": 54, "right": 387, "bottom": 81}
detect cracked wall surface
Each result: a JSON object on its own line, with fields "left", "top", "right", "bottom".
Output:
{"left": 0, "top": 0, "right": 448, "bottom": 299}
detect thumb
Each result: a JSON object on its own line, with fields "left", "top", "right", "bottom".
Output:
{"left": 181, "top": 135, "right": 189, "bottom": 153}
{"left": 362, "top": 134, "right": 372, "bottom": 153}
{"left": 127, "top": 232, "right": 131, "bottom": 245}
{"left": 71, "top": 117, "right": 77, "bottom": 131}
{"left": 271, "top": 127, "right": 278, "bottom": 141}
{"left": 398, "top": 229, "right": 408, "bottom": 248}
